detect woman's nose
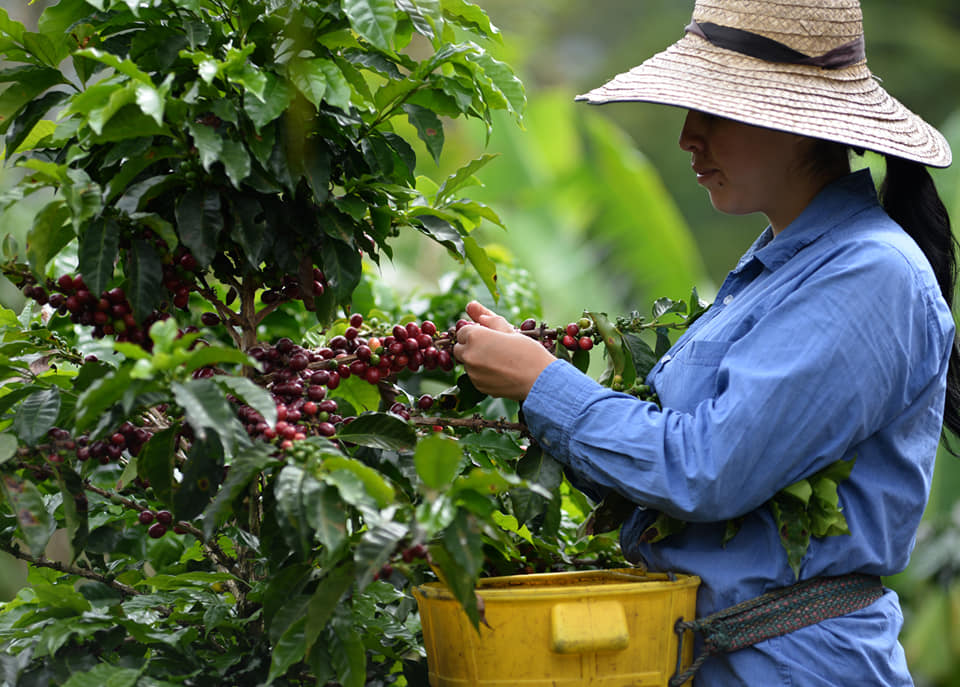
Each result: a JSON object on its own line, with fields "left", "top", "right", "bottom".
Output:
{"left": 678, "top": 110, "right": 704, "bottom": 153}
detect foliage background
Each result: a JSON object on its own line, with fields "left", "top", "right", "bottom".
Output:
{"left": 1, "top": 0, "right": 958, "bottom": 684}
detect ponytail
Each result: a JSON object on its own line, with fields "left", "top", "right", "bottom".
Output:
{"left": 879, "top": 155, "right": 960, "bottom": 448}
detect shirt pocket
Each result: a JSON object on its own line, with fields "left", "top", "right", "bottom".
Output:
{"left": 653, "top": 339, "right": 733, "bottom": 411}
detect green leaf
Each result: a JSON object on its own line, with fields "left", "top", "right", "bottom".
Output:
{"left": 214, "top": 376, "right": 277, "bottom": 427}
{"left": 275, "top": 465, "right": 319, "bottom": 559}
{"left": 770, "top": 496, "right": 811, "bottom": 580}
{"left": 403, "top": 103, "right": 444, "bottom": 163}
{"left": 244, "top": 74, "right": 292, "bottom": 130}
{"left": 175, "top": 186, "right": 223, "bottom": 268}
{"left": 12, "top": 387, "right": 60, "bottom": 444}
{"left": 515, "top": 443, "right": 563, "bottom": 491}
{"left": 780, "top": 478, "right": 813, "bottom": 505}
{"left": 322, "top": 456, "right": 395, "bottom": 508}
{"left": 201, "top": 444, "right": 274, "bottom": 539}
{"left": 343, "top": 0, "right": 397, "bottom": 52}
{"left": 74, "top": 48, "right": 152, "bottom": 84}
{"left": 466, "top": 50, "right": 524, "bottom": 116}
{"left": 55, "top": 465, "right": 89, "bottom": 562}
{"left": 187, "top": 120, "right": 223, "bottom": 172}
{"left": 267, "top": 616, "right": 307, "bottom": 685}
{"left": 414, "top": 433, "right": 462, "bottom": 489}
{"left": 354, "top": 519, "right": 406, "bottom": 588}
{"left": 138, "top": 426, "right": 179, "bottom": 505}
{"left": 77, "top": 216, "right": 120, "bottom": 299}
{"left": 0, "top": 432, "right": 17, "bottom": 465}
{"left": 328, "top": 374, "right": 379, "bottom": 415}
{"left": 436, "top": 153, "right": 497, "bottom": 203}
{"left": 26, "top": 201, "right": 72, "bottom": 276}
{"left": 1, "top": 474, "right": 54, "bottom": 556}
{"left": 289, "top": 58, "right": 329, "bottom": 108}
{"left": 74, "top": 367, "right": 134, "bottom": 430}
{"left": 0, "top": 66, "right": 65, "bottom": 134}
{"left": 62, "top": 664, "right": 141, "bottom": 687}
{"left": 330, "top": 614, "right": 366, "bottom": 687}
{"left": 461, "top": 234, "right": 498, "bottom": 301}
{"left": 219, "top": 138, "right": 251, "bottom": 188}
{"left": 125, "top": 238, "right": 164, "bottom": 323}
{"left": 171, "top": 379, "right": 247, "bottom": 457}
{"left": 441, "top": 0, "right": 500, "bottom": 40}
{"left": 334, "top": 411, "right": 416, "bottom": 451}
{"left": 180, "top": 345, "right": 256, "bottom": 375}
{"left": 306, "top": 483, "right": 347, "bottom": 551}
{"left": 397, "top": 0, "right": 443, "bottom": 40}
{"left": 175, "top": 433, "right": 225, "bottom": 521}
{"left": 622, "top": 333, "right": 659, "bottom": 382}
{"left": 305, "top": 563, "right": 355, "bottom": 654}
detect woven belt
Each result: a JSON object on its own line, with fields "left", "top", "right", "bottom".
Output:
{"left": 670, "top": 573, "right": 885, "bottom": 686}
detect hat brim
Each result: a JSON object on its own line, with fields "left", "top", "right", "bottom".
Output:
{"left": 576, "top": 34, "right": 952, "bottom": 168}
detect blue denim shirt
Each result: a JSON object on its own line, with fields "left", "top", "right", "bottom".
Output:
{"left": 522, "top": 170, "right": 955, "bottom": 685}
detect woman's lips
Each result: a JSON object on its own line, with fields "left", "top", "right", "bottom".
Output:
{"left": 694, "top": 167, "right": 719, "bottom": 185}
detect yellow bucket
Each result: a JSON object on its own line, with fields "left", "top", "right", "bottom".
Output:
{"left": 413, "top": 568, "right": 700, "bottom": 686}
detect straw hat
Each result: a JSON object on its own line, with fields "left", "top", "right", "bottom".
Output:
{"left": 576, "top": 0, "right": 952, "bottom": 168}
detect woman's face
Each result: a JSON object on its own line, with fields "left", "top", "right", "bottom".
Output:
{"left": 678, "top": 110, "right": 822, "bottom": 234}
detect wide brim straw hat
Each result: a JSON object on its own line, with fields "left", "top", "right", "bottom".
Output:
{"left": 576, "top": 0, "right": 952, "bottom": 168}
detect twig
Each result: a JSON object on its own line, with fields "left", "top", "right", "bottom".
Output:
{"left": 0, "top": 542, "right": 141, "bottom": 597}
{"left": 411, "top": 415, "right": 530, "bottom": 437}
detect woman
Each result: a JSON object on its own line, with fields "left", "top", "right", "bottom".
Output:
{"left": 454, "top": 1, "right": 957, "bottom": 685}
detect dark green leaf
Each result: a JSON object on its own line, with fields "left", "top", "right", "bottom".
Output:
{"left": 138, "top": 426, "right": 179, "bottom": 505}
{"left": 175, "top": 186, "right": 223, "bottom": 268}
{"left": 26, "top": 200, "right": 72, "bottom": 276}
{"left": 267, "top": 616, "right": 307, "bottom": 685}
{"left": 125, "top": 238, "right": 164, "bottom": 323}
{"left": 623, "top": 333, "right": 659, "bottom": 382}
{"left": 330, "top": 613, "right": 366, "bottom": 687}
{"left": 355, "top": 519, "right": 406, "bottom": 588}
{"left": 174, "top": 433, "right": 225, "bottom": 521}
{"left": 305, "top": 563, "right": 355, "bottom": 654}
{"left": 335, "top": 412, "right": 416, "bottom": 451}
{"left": 78, "top": 216, "right": 120, "bottom": 299}
{"left": 306, "top": 483, "right": 347, "bottom": 551}
{"left": 4, "top": 89, "right": 68, "bottom": 154}
{"left": 171, "top": 378, "right": 247, "bottom": 457}
{"left": 1, "top": 474, "right": 54, "bottom": 556}
{"left": 244, "top": 74, "right": 292, "bottom": 130}
{"left": 61, "top": 664, "right": 141, "bottom": 687}
{"left": 402, "top": 103, "right": 444, "bottom": 163}
{"left": 12, "top": 387, "right": 60, "bottom": 444}
{"left": 55, "top": 465, "right": 89, "bottom": 562}
{"left": 454, "top": 373, "right": 486, "bottom": 411}
{"left": 515, "top": 443, "right": 563, "bottom": 491}
{"left": 0, "top": 66, "right": 64, "bottom": 134}
{"left": 275, "top": 464, "right": 317, "bottom": 559}
{"left": 201, "top": 444, "right": 274, "bottom": 539}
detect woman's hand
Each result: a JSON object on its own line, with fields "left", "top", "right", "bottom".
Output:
{"left": 453, "top": 301, "right": 556, "bottom": 401}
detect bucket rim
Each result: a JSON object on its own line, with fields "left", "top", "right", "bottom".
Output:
{"left": 413, "top": 568, "right": 701, "bottom": 601}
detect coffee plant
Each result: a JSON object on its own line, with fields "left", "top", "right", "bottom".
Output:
{"left": 0, "top": 2, "right": 858, "bottom": 685}
{"left": 0, "top": 1, "right": 638, "bottom": 685}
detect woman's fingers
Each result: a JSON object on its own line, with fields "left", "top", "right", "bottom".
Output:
{"left": 465, "top": 300, "right": 513, "bottom": 333}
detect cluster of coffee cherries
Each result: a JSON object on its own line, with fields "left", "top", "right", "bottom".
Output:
{"left": 137, "top": 508, "right": 185, "bottom": 539}
{"left": 518, "top": 316, "right": 596, "bottom": 352}
{"left": 232, "top": 313, "right": 457, "bottom": 450}
{"left": 18, "top": 248, "right": 206, "bottom": 349}
{"left": 44, "top": 421, "right": 153, "bottom": 467}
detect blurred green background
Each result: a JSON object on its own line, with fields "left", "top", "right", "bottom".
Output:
{"left": 2, "top": 1, "right": 959, "bottom": 684}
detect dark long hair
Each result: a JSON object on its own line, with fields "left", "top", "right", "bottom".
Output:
{"left": 879, "top": 155, "right": 960, "bottom": 447}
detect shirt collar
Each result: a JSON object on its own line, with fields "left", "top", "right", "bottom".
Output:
{"left": 742, "top": 169, "right": 879, "bottom": 272}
